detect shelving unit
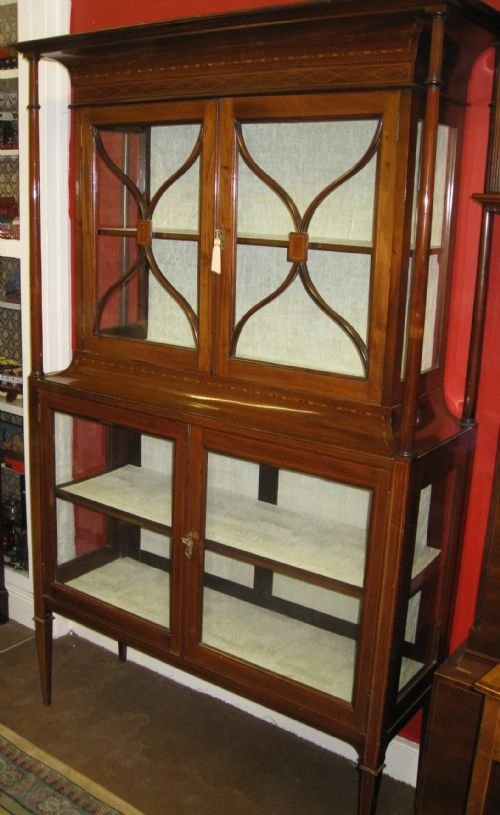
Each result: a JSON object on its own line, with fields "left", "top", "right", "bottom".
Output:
{"left": 0, "top": 1, "right": 27, "bottom": 589}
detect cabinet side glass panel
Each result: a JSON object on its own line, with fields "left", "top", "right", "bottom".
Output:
{"left": 233, "top": 119, "right": 379, "bottom": 377}
{"left": 94, "top": 123, "right": 202, "bottom": 350}
{"left": 401, "top": 123, "right": 457, "bottom": 378}
{"left": 202, "top": 451, "right": 372, "bottom": 701}
{"left": 397, "top": 470, "right": 458, "bottom": 694}
{"left": 53, "top": 412, "right": 174, "bottom": 629}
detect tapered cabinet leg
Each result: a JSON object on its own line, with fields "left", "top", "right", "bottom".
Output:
{"left": 357, "top": 761, "right": 384, "bottom": 815}
{"left": 118, "top": 641, "right": 127, "bottom": 662}
{"left": 34, "top": 612, "right": 54, "bottom": 705}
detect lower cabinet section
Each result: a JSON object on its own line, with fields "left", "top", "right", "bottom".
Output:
{"left": 30, "top": 390, "right": 475, "bottom": 815}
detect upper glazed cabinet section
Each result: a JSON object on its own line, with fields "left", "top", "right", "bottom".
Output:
{"left": 82, "top": 92, "right": 401, "bottom": 399}
{"left": 17, "top": 1, "right": 497, "bottom": 407}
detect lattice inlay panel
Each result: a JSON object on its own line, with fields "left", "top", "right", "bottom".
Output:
{"left": 0, "top": 305, "right": 21, "bottom": 360}
{"left": 0, "top": 79, "right": 17, "bottom": 113}
{"left": 0, "top": 155, "right": 18, "bottom": 202}
{"left": 0, "top": 258, "right": 21, "bottom": 360}
{"left": 0, "top": 256, "right": 19, "bottom": 294}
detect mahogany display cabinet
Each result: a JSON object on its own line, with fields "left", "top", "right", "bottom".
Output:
{"left": 17, "top": 3, "right": 499, "bottom": 813}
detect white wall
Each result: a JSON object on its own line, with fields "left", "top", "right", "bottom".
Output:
{"left": 18, "top": 0, "right": 72, "bottom": 374}
{"left": 6, "top": 0, "right": 71, "bottom": 627}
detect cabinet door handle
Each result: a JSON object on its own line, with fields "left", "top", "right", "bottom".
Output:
{"left": 182, "top": 532, "right": 195, "bottom": 559}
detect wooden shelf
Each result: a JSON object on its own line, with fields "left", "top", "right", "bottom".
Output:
{"left": 0, "top": 238, "right": 20, "bottom": 258}
{"left": 207, "top": 487, "right": 368, "bottom": 589}
{"left": 96, "top": 227, "right": 374, "bottom": 253}
{"left": 60, "top": 463, "right": 371, "bottom": 590}
{"left": 237, "top": 234, "right": 373, "bottom": 254}
{"left": 207, "top": 487, "right": 439, "bottom": 589}
{"left": 67, "top": 555, "right": 358, "bottom": 700}
{"left": 58, "top": 462, "right": 440, "bottom": 611}
{"left": 58, "top": 463, "right": 173, "bottom": 529}
{"left": 67, "top": 557, "right": 170, "bottom": 629}
{"left": 59, "top": 463, "right": 440, "bottom": 592}
{"left": 0, "top": 392, "right": 23, "bottom": 415}
{"left": 0, "top": 68, "right": 18, "bottom": 80}
{"left": 66, "top": 555, "right": 424, "bottom": 700}
{"left": 97, "top": 227, "right": 199, "bottom": 241}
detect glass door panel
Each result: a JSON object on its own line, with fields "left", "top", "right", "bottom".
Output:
{"left": 94, "top": 123, "right": 202, "bottom": 348}
{"left": 397, "top": 467, "right": 459, "bottom": 696}
{"left": 53, "top": 412, "right": 175, "bottom": 630}
{"left": 234, "top": 245, "right": 371, "bottom": 375}
{"left": 232, "top": 117, "right": 380, "bottom": 378}
{"left": 203, "top": 554, "right": 359, "bottom": 700}
{"left": 236, "top": 120, "right": 378, "bottom": 242}
{"left": 200, "top": 451, "right": 372, "bottom": 701}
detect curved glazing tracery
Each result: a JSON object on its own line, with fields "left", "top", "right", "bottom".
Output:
{"left": 94, "top": 124, "right": 203, "bottom": 345}
{"left": 94, "top": 127, "right": 147, "bottom": 218}
{"left": 233, "top": 120, "right": 382, "bottom": 375}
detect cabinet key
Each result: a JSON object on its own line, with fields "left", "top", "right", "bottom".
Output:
{"left": 182, "top": 532, "right": 195, "bottom": 559}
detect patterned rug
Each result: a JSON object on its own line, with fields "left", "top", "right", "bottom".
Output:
{"left": 0, "top": 724, "right": 145, "bottom": 815}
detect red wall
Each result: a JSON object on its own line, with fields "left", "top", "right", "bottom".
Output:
{"left": 70, "top": 0, "right": 306, "bottom": 29}
{"left": 70, "top": 0, "right": 500, "bottom": 741}
{"left": 444, "top": 44, "right": 500, "bottom": 649}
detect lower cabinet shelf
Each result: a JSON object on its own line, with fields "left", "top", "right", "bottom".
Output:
{"left": 58, "top": 464, "right": 172, "bottom": 529}
{"left": 58, "top": 461, "right": 440, "bottom": 591}
{"left": 64, "top": 548, "right": 427, "bottom": 702}
{"left": 67, "top": 557, "right": 171, "bottom": 629}
{"left": 65, "top": 554, "right": 358, "bottom": 699}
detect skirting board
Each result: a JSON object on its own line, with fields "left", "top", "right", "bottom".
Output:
{"left": 5, "top": 595, "right": 419, "bottom": 786}
{"left": 4, "top": 571, "right": 34, "bottom": 631}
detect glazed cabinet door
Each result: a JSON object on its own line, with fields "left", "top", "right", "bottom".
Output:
{"left": 182, "top": 427, "right": 393, "bottom": 729}
{"left": 42, "top": 399, "right": 189, "bottom": 652}
{"left": 76, "top": 99, "right": 217, "bottom": 372}
{"left": 215, "top": 92, "right": 405, "bottom": 403}
{"left": 215, "top": 92, "right": 461, "bottom": 405}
